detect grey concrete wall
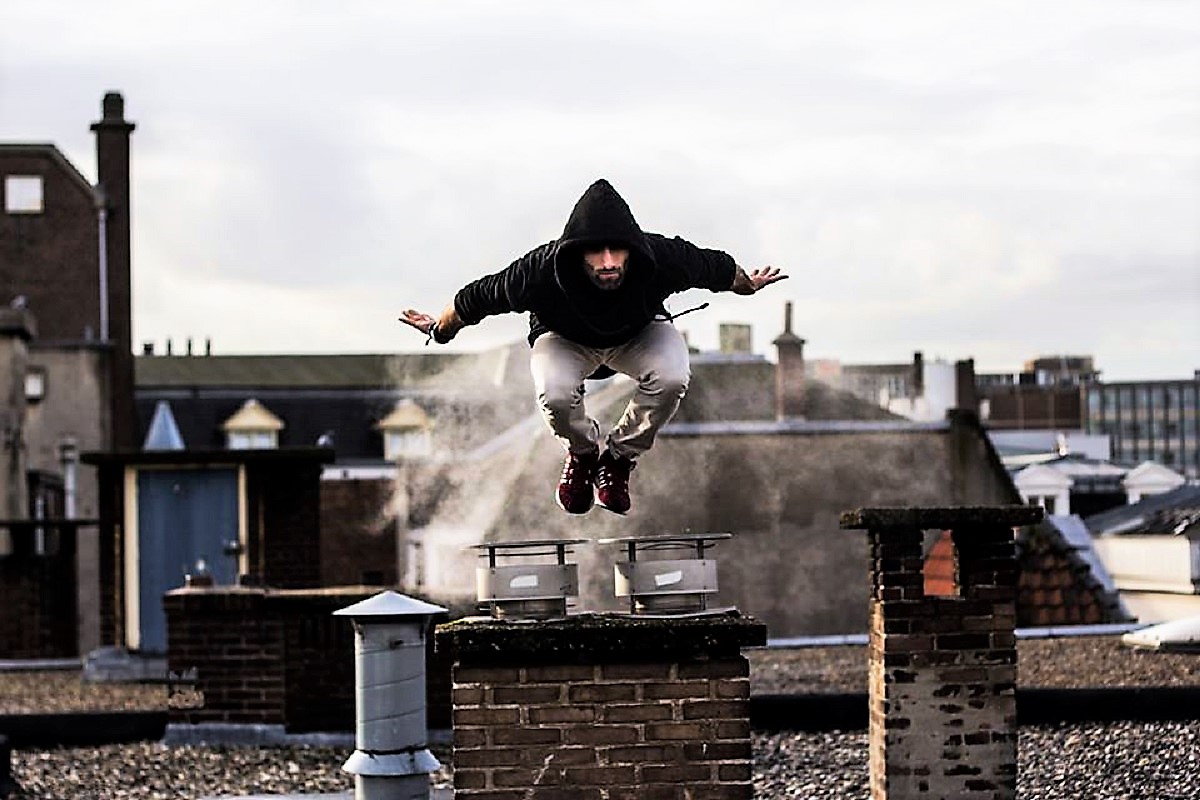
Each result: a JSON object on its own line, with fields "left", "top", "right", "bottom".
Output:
{"left": 24, "top": 343, "right": 111, "bottom": 654}
{"left": 24, "top": 344, "right": 111, "bottom": 517}
{"left": 0, "top": 310, "right": 32, "bottom": 519}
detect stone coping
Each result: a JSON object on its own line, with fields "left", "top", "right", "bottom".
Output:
{"left": 435, "top": 611, "right": 766, "bottom": 664}
{"left": 164, "top": 585, "right": 385, "bottom": 598}
{"left": 840, "top": 505, "right": 1044, "bottom": 531}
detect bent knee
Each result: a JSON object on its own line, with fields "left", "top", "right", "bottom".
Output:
{"left": 538, "top": 381, "right": 585, "bottom": 412}
{"left": 642, "top": 368, "right": 690, "bottom": 397}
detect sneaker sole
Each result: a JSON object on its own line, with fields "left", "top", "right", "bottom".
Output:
{"left": 594, "top": 491, "right": 630, "bottom": 515}
{"left": 555, "top": 491, "right": 593, "bottom": 515}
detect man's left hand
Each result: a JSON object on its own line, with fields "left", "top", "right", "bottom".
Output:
{"left": 748, "top": 266, "right": 787, "bottom": 291}
{"left": 731, "top": 266, "right": 788, "bottom": 295}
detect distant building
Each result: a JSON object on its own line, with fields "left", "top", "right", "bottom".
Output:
{"left": 1083, "top": 375, "right": 1200, "bottom": 479}
{"left": 0, "top": 93, "right": 138, "bottom": 657}
{"left": 976, "top": 356, "right": 1098, "bottom": 432}
{"left": 810, "top": 351, "right": 979, "bottom": 424}
{"left": 1086, "top": 485, "right": 1200, "bottom": 623}
{"left": 133, "top": 342, "right": 534, "bottom": 589}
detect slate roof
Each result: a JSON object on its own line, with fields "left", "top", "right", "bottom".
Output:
{"left": 134, "top": 343, "right": 535, "bottom": 459}
{"left": 923, "top": 516, "right": 1132, "bottom": 626}
{"left": 135, "top": 350, "right": 517, "bottom": 390}
{"left": 1084, "top": 485, "right": 1200, "bottom": 537}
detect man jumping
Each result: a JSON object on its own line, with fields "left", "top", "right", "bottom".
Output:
{"left": 400, "top": 179, "right": 786, "bottom": 515}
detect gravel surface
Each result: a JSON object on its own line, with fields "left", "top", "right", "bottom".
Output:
{"left": 3, "top": 635, "right": 1197, "bottom": 797}
{"left": 7, "top": 723, "right": 1196, "bottom": 799}
{"left": 7, "top": 743, "right": 452, "bottom": 800}
{"left": 0, "top": 672, "right": 165, "bottom": 715}
{"left": 753, "top": 721, "right": 1200, "bottom": 799}
{"left": 748, "top": 636, "right": 1200, "bottom": 694}
{"left": 3, "top": 636, "right": 1195, "bottom": 714}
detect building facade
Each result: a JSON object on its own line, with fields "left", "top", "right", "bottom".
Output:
{"left": 1, "top": 93, "right": 137, "bottom": 655}
{"left": 1084, "top": 375, "right": 1200, "bottom": 479}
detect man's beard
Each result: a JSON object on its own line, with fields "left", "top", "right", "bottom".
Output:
{"left": 587, "top": 267, "right": 626, "bottom": 290}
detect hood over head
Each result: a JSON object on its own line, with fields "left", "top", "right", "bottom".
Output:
{"left": 553, "top": 179, "right": 655, "bottom": 282}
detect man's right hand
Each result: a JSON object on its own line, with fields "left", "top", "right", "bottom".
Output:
{"left": 399, "top": 309, "right": 437, "bottom": 336}
{"left": 399, "top": 304, "right": 464, "bottom": 343}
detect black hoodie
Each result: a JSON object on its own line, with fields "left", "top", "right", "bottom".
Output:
{"left": 453, "top": 180, "right": 737, "bottom": 348}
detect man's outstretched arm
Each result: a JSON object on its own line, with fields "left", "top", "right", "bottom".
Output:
{"left": 399, "top": 241, "right": 552, "bottom": 344}
{"left": 729, "top": 265, "right": 787, "bottom": 295}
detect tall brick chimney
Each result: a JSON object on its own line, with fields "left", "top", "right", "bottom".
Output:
{"left": 772, "top": 301, "right": 806, "bottom": 420}
{"left": 90, "top": 92, "right": 136, "bottom": 449}
{"left": 955, "top": 358, "right": 979, "bottom": 415}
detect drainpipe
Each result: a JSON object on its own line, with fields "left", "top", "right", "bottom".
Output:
{"left": 59, "top": 438, "right": 79, "bottom": 519}
{"left": 96, "top": 203, "right": 110, "bottom": 342}
{"left": 334, "top": 591, "right": 447, "bottom": 800}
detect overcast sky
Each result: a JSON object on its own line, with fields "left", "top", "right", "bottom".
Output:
{"left": 2, "top": 0, "right": 1198, "bottom": 380}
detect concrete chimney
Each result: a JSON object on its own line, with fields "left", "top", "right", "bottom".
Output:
{"left": 772, "top": 301, "right": 806, "bottom": 419}
{"left": 91, "top": 91, "right": 136, "bottom": 449}
{"left": 719, "top": 323, "right": 752, "bottom": 354}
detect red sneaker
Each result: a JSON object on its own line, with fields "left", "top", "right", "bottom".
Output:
{"left": 594, "top": 450, "right": 635, "bottom": 515}
{"left": 556, "top": 450, "right": 599, "bottom": 514}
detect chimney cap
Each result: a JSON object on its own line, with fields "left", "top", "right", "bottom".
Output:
{"left": 333, "top": 590, "right": 447, "bottom": 620}
{"left": 773, "top": 301, "right": 805, "bottom": 346}
{"left": 91, "top": 91, "right": 135, "bottom": 132}
{"left": 102, "top": 92, "right": 125, "bottom": 119}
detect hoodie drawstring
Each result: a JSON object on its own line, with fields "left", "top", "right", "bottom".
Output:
{"left": 655, "top": 302, "right": 709, "bottom": 322}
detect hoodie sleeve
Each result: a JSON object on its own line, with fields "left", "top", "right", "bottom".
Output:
{"left": 645, "top": 233, "right": 738, "bottom": 294}
{"left": 452, "top": 242, "right": 555, "bottom": 325}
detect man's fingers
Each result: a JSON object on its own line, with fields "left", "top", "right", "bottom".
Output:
{"left": 398, "top": 310, "right": 435, "bottom": 333}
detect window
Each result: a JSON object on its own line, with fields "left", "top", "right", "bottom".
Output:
{"left": 1027, "top": 495, "right": 1056, "bottom": 514}
{"left": 4, "top": 175, "right": 44, "bottom": 214}
{"left": 228, "top": 430, "right": 277, "bottom": 450}
{"left": 24, "top": 369, "right": 46, "bottom": 403}
{"left": 385, "top": 429, "right": 432, "bottom": 460}
{"left": 222, "top": 398, "right": 283, "bottom": 450}
{"left": 377, "top": 399, "right": 432, "bottom": 461}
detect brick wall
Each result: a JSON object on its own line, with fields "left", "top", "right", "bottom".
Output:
{"left": 165, "top": 586, "right": 373, "bottom": 731}
{"left": 436, "top": 614, "right": 765, "bottom": 799}
{"left": 247, "top": 460, "right": 323, "bottom": 588}
{"left": 319, "top": 477, "right": 397, "bottom": 587}
{"left": 0, "top": 147, "right": 104, "bottom": 344}
{"left": 164, "top": 585, "right": 450, "bottom": 733}
{"left": 165, "top": 588, "right": 287, "bottom": 726}
{"left": 0, "top": 523, "right": 78, "bottom": 658}
{"left": 842, "top": 506, "right": 1042, "bottom": 800}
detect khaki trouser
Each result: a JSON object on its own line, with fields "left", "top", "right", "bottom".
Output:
{"left": 530, "top": 321, "right": 690, "bottom": 460}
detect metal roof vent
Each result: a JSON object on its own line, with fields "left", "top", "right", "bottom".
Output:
{"left": 1121, "top": 615, "right": 1200, "bottom": 652}
{"left": 600, "top": 533, "right": 732, "bottom": 615}
{"left": 472, "top": 538, "right": 586, "bottom": 620}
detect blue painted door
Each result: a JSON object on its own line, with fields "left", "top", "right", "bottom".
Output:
{"left": 136, "top": 468, "right": 239, "bottom": 653}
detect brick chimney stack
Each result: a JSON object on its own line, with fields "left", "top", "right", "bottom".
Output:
{"left": 91, "top": 92, "right": 136, "bottom": 449}
{"left": 772, "top": 301, "right": 806, "bottom": 420}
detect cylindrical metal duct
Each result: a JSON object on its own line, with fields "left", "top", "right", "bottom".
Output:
{"left": 334, "top": 591, "right": 448, "bottom": 800}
